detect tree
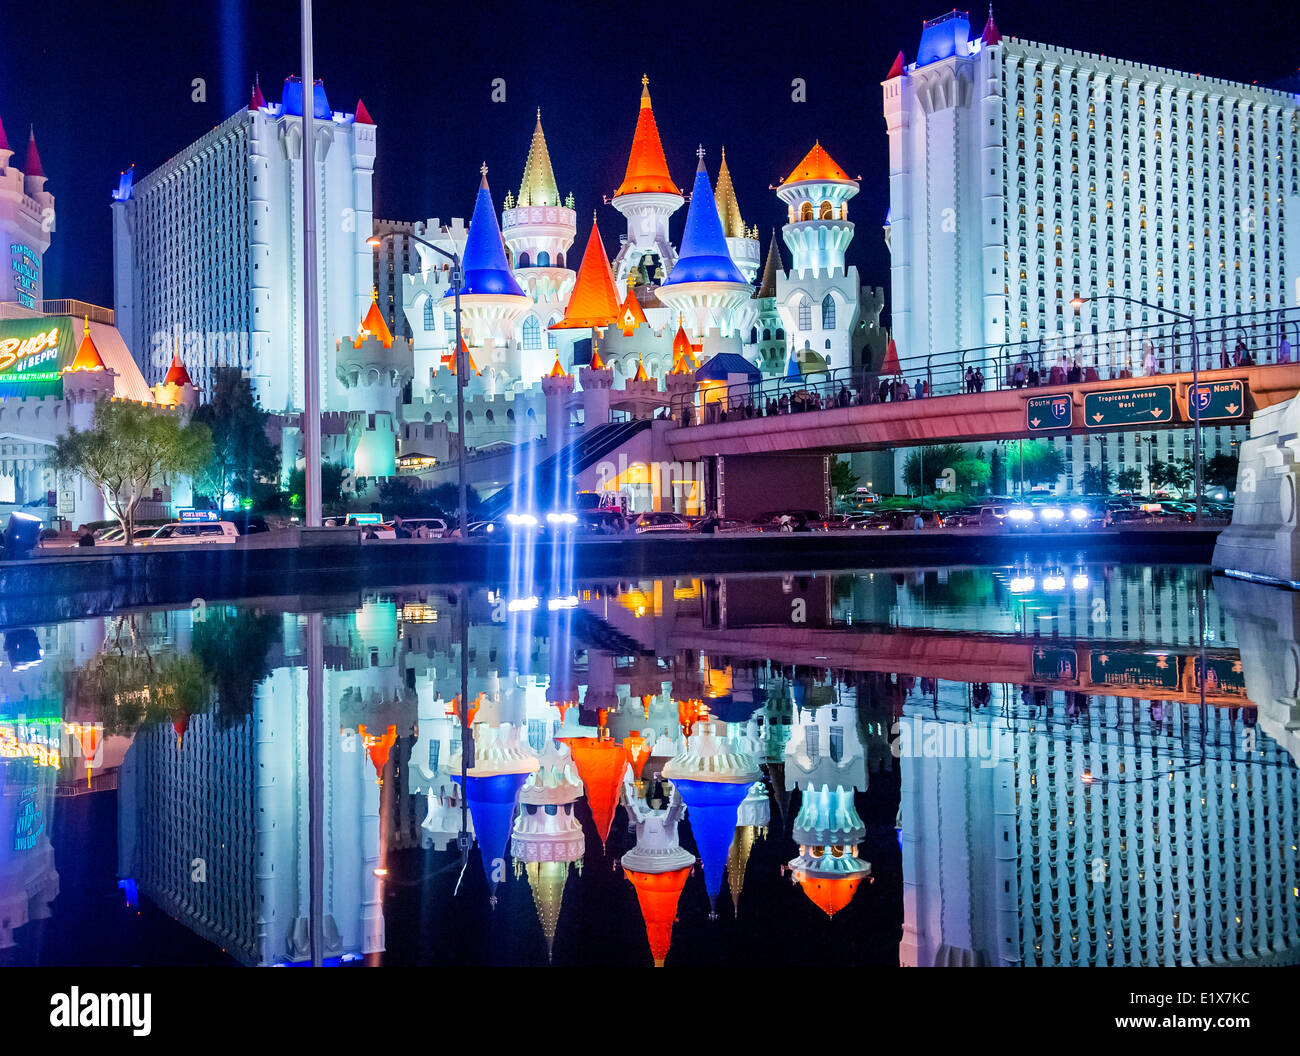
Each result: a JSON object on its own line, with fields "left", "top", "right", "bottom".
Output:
{"left": 990, "top": 448, "right": 1007, "bottom": 494}
{"left": 1116, "top": 468, "right": 1145, "bottom": 493}
{"left": 1203, "top": 452, "right": 1239, "bottom": 490}
{"left": 1149, "top": 457, "right": 1193, "bottom": 493}
{"left": 427, "top": 482, "right": 481, "bottom": 521}
{"left": 376, "top": 477, "right": 445, "bottom": 518}
{"left": 952, "top": 458, "right": 992, "bottom": 493}
{"left": 1080, "top": 465, "right": 1114, "bottom": 495}
{"left": 48, "top": 400, "right": 211, "bottom": 543}
{"left": 903, "top": 444, "right": 967, "bottom": 493}
{"left": 287, "top": 462, "right": 352, "bottom": 515}
{"left": 1004, "top": 440, "right": 1067, "bottom": 488}
{"left": 191, "top": 368, "right": 279, "bottom": 509}
{"left": 830, "top": 458, "right": 860, "bottom": 496}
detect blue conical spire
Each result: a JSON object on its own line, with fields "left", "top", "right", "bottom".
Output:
{"left": 662, "top": 148, "right": 747, "bottom": 287}
{"left": 785, "top": 350, "right": 802, "bottom": 380}
{"left": 458, "top": 165, "right": 526, "bottom": 298}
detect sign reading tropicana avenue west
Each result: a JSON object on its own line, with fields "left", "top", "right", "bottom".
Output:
{"left": 1083, "top": 384, "right": 1174, "bottom": 428}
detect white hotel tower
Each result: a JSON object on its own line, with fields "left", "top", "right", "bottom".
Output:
{"left": 883, "top": 8, "right": 1300, "bottom": 363}
{"left": 112, "top": 77, "right": 377, "bottom": 410}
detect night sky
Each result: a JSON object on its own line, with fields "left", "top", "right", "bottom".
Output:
{"left": 5, "top": 0, "right": 1297, "bottom": 315}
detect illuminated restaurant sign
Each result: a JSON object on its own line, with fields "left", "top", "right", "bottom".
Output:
{"left": 177, "top": 509, "right": 219, "bottom": 523}
{"left": 0, "top": 317, "right": 79, "bottom": 398}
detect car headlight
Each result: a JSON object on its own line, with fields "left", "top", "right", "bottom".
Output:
{"left": 1072, "top": 573, "right": 1090, "bottom": 590}
{"left": 1041, "top": 508, "right": 1065, "bottom": 522}
{"left": 1009, "top": 509, "right": 1034, "bottom": 522}
{"left": 1069, "top": 507, "right": 1089, "bottom": 521}
{"left": 506, "top": 513, "right": 538, "bottom": 528}
{"left": 1009, "top": 575, "right": 1035, "bottom": 593}
{"left": 546, "top": 512, "right": 577, "bottom": 525}
{"left": 1043, "top": 574, "right": 1066, "bottom": 591}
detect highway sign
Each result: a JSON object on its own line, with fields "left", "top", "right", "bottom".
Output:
{"left": 1026, "top": 392, "right": 1072, "bottom": 432}
{"left": 1188, "top": 378, "right": 1246, "bottom": 422}
{"left": 1083, "top": 385, "right": 1174, "bottom": 428}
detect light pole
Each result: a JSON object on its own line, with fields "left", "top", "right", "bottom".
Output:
{"left": 368, "top": 231, "right": 468, "bottom": 536}
{"left": 300, "top": 0, "right": 322, "bottom": 528}
{"left": 1071, "top": 294, "right": 1203, "bottom": 525}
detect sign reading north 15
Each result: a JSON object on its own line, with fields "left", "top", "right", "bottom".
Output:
{"left": 1083, "top": 385, "right": 1174, "bottom": 428}
{"left": 1188, "top": 379, "right": 1247, "bottom": 422}
{"left": 0, "top": 317, "right": 80, "bottom": 398}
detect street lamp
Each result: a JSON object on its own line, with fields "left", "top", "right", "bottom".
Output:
{"left": 368, "top": 230, "right": 468, "bottom": 536}
{"left": 1071, "top": 294, "right": 1203, "bottom": 525}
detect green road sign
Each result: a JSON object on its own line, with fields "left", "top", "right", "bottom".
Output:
{"left": 1032, "top": 645, "right": 1079, "bottom": 683}
{"left": 1026, "top": 392, "right": 1072, "bottom": 432}
{"left": 1188, "top": 378, "right": 1246, "bottom": 422}
{"left": 1083, "top": 385, "right": 1174, "bottom": 428}
{"left": 1089, "top": 649, "right": 1181, "bottom": 691}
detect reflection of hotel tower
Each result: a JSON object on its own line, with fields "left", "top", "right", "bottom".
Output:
{"left": 900, "top": 697, "right": 1300, "bottom": 966}
{"left": 117, "top": 610, "right": 385, "bottom": 966}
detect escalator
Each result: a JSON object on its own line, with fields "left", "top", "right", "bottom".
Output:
{"left": 477, "top": 418, "right": 652, "bottom": 520}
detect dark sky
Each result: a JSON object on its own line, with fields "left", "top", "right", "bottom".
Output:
{"left": 5, "top": 0, "right": 1297, "bottom": 312}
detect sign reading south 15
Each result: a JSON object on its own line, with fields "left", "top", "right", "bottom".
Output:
{"left": 10, "top": 243, "right": 39, "bottom": 310}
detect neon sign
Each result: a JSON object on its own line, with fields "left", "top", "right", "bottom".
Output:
{"left": 0, "top": 325, "right": 60, "bottom": 373}
{"left": 10, "top": 243, "right": 39, "bottom": 310}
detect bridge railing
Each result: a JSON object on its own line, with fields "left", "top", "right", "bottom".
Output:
{"left": 669, "top": 304, "right": 1300, "bottom": 427}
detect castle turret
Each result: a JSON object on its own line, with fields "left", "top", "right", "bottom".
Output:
{"left": 656, "top": 149, "right": 753, "bottom": 343}
{"left": 541, "top": 356, "right": 574, "bottom": 462}
{"left": 610, "top": 77, "right": 683, "bottom": 286}
{"left": 621, "top": 774, "right": 696, "bottom": 967}
{"left": 714, "top": 148, "right": 760, "bottom": 283}
{"left": 502, "top": 110, "right": 576, "bottom": 306}
{"left": 1, "top": 120, "right": 54, "bottom": 309}
{"left": 550, "top": 217, "right": 622, "bottom": 399}
{"left": 335, "top": 289, "right": 414, "bottom": 477}
{"left": 752, "top": 231, "right": 788, "bottom": 375}
{"left": 153, "top": 350, "right": 200, "bottom": 411}
{"left": 62, "top": 318, "right": 116, "bottom": 420}
{"left": 452, "top": 165, "right": 531, "bottom": 354}
{"left": 787, "top": 784, "right": 870, "bottom": 918}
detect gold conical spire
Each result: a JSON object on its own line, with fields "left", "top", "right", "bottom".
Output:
{"left": 525, "top": 861, "right": 570, "bottom": 963}
{"left": 755, "top": 229, "right": 782, "bottom": 299}
{"left": 726, "top": 824, "right": 758, "bottom": 917}
{"left": 714, "top": 147, "right": 746, "bottom": 239}
{"left": 517, "top": 109, "right": 560, "bottom": 208}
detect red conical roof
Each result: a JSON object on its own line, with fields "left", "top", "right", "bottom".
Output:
{"left": 66, "top": 318, "right": 105, "bottom": 372}
{"left": 0, "top": 115, "right": 9, "bottom": 154}
{"left": 613, "top": 76, "right": 678, "bottom": 198}
{"left": 625, "top": 866, "right": 691, "bottom": 967}
{"left": 880, "top": 337, "right": 901, "bottom": 375}
{"left": 551, "top": 220, "right": 621, "bottom": 330}
{"left": 618, "top": 282, "right": 649, "bottom": 336}
{"left": 249, "top": 77, "right": 267, "bottom": 111}
{"left": 886, "top": 51, "right": 906, "bottom": 79}
{"left": 981, "top": 4, "right": 1002, "bottom": 45}
{"left": 164, "top": 354, "right": 193, "bottom": 387}
{"left": 359, "top": 723, "right": 398, "bottom": 784}
{"left": 173, "top": 710, "right": 190, "bottom": 748}
{"left": 563, "top": 737, "right": 628, "bottom": 848}
{"left": 354, "top": 99, "right": 375, "bottom": 125}
{"left": 24, "top": 127, "right": 44, "bottom": 178}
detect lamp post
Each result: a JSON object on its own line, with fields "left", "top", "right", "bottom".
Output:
{"left": 1071, "top": 294, "right": 1202, "bottom": 525}
{"left": 300, "top": 0, "right": 322, "bottom": 528}
{"left": 368, "top": 231, "right": 467, "bottom": 536}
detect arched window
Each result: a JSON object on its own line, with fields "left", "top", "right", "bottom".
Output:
{"left": 762, "top": 328, "right": 771, "bottom": 341}
{"left": 536, "top": 250, "right": 550, "bottom": 267}
{"left": 518, "top": 251, "right": 531, "bottom": 268}
{"left": 817, "top": 228, "right": 827, "bottom": 251}
{"left": 821, "top": 294, "right": 835, "bottom": 329}
{"left": 839, "top": 203, "right": 849, "bottom": 220}
{"left": 819, "top": 200, "right": 833, "bottom": 220}
{"left": 522, "top": 316, "right": 541, "bottom": 350}
{"left": 798, "top": 297, "right": 811, "bottom": 331}
{"left": 775, "top": 328, "right": 785, "bottom": 341}
{"left": 443, "top": 312, "right": 454, "bottom": 331}
{"left": 556, "top": 253, "right": 564, "bottom": 268}
{"left": 423, "top": 299, "right": 435, "bottom": 330}
{"left": 749, "top": 327, "right": 758, "bottom": 343}
{"left": 547, "top": 316, "right": 558, "bottom": 349}
{"left": 800, "top": 202, "right": 814, "bottom": 221}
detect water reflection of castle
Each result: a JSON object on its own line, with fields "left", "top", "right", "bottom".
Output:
{"left": 3, "top": 565, "right": 1299, "bottom": 966}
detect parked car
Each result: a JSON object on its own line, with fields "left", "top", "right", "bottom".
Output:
{"left": 575, "top": 509, "right": 629, "bottom": 535}
{"left": 138, "top": 521, "right": 238, "bottom": 545}
{"left": 630, "top": 512, "right": 693, "bottom": 534}
{"left": 394, "top": 517, "right": 448, "bottom": 538}
{"left": 223, "top": 512, "right": 271, "bottom": 535}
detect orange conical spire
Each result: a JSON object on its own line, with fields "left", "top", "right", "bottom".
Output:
{"left": 447, "top": 337, "right": 479, "bottom": 376}
{"left": 359, "top": 723, "right": 399, "bottom": 785}
{"left": 550, "top": 218, "right": 621, "bottom": 330}
{"left": 618, "top": 278, "right": 649, "bottom": 336}
{"left": 66, "top": 317, "right": 106, "bottom": 372}
{"left": 625, "top": 866, "right": 691, "bottom": 967}
{"left": 548, "top": 354, "right": 568, "bottom": 378}
{"left": 562, "top": 737, "right": 628, "bottom": 849}
{"left": 781, "top": 141, "right": 853, "bottom": 185}
{"left": 613, "top": 76, "right": 678, "bottom": 197}
{"left": 632, "top": 357, "right": 649, "bottom": 382}
{"left": 357, "top": 286, "right": 394, "bottom": 348}
{"left": 164, "top": 352, "right": 193, "bottom": 387}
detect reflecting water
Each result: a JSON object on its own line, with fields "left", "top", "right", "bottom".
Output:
{"left": 2, "top": 565, "right": 1298, "bottom": 966}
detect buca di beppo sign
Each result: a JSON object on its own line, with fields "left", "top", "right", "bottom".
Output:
{"left": 0, "top": 317, "right": 81, "bottom": 398}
